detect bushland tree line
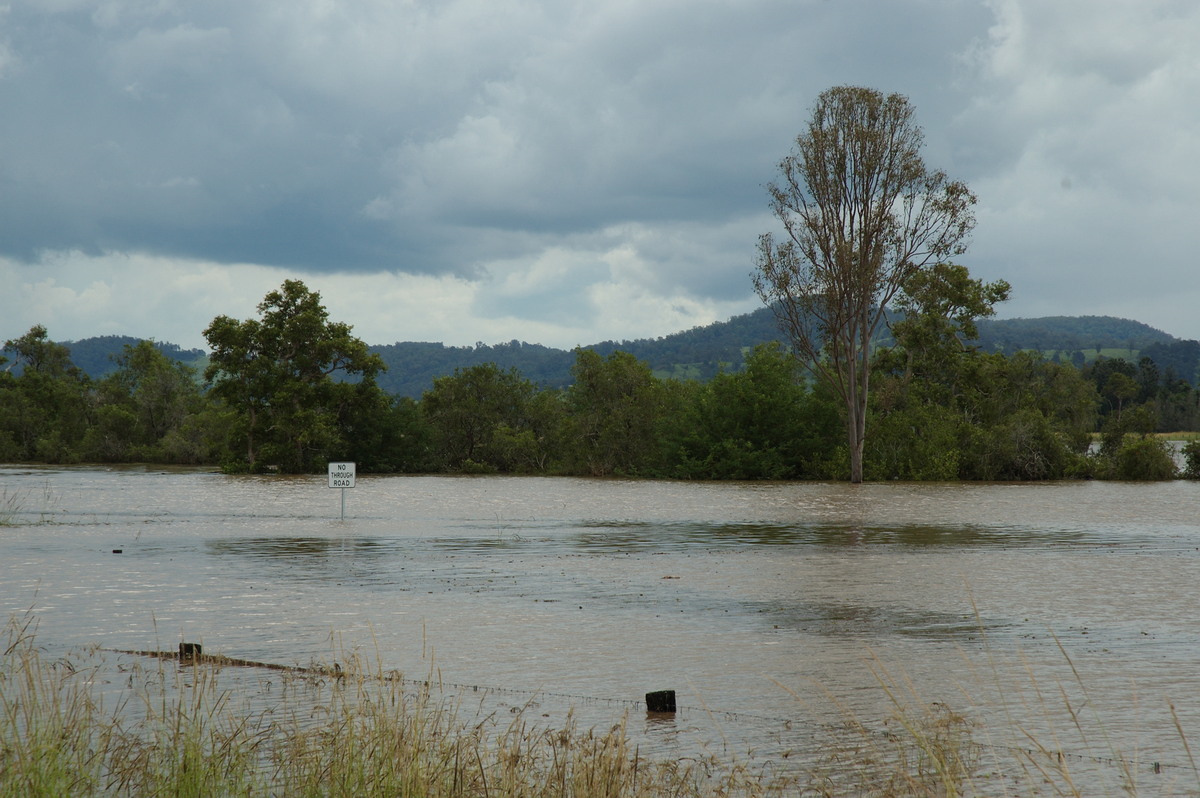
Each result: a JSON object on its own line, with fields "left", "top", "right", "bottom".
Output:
{"left": 2, "top": 277, "right": 1196, "bottom": 480}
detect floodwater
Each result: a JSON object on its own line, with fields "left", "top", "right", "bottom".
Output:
{"left": 3, "top": 465, "right": 1200, "bottom": 791}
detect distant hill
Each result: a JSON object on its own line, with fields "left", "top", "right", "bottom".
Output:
{"left": 369, "top": 340, "right": 577, "bottom": 397}
{"left": 369, "top": 311, "right": 1187, "bottom": 397}
{"left": 62, "top": 336, "right": 208, "bottom": 376}
{"left": 1, "top": 335, "right": 207, "bottom": 378}
{"left": 15, "top": 312, "right": 1197, "bottom": 396}
{"left": 973, "top": 315, "right": 1176, "bottom": 354}
{"left": 370, "top": 307, "right": 783, "bottom": 396}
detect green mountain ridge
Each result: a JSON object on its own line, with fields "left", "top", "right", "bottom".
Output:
{"left": 8, "top": 311, "right": 1193, "bottom": 397}
{"left": 975, "top": 315, "right": 1176, "bottom": 353}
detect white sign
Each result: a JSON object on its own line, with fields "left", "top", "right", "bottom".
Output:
{"left": 328, "top": 461, "right": 356, "bottom": 488}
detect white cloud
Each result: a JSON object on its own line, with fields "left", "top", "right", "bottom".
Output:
{"left": 0, "top": 247, "right": 755, "bottom": 351}
{"left": 952, "top": 0, "right": 1200, "bottom": 336}
{"left": 110, "top": 23, "right": 232, "bottom": 83}
{"left": 0, "top": 4, "right": 13, "bottom": 80}
{"left": 0, "top": 253, "right": 282, "bottom": 348}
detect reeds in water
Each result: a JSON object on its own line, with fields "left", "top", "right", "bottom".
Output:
{"left": 6, "top": 610, "right": 1194, "bottom": 796}
{"left": 1, "top": 614, "right": 798, "bottom": 796}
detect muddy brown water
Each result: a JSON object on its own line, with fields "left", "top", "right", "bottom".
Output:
{"left": 3, "top": 465, "right": 1200, "bottom": 789}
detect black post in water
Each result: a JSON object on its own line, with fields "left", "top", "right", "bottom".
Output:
{"left": 178, "top": 642, "right": 202, "bottom": 662}
{"left": 645, "top": 689, "right": 676, "bottom": 713}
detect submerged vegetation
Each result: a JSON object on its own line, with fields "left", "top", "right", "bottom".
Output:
{"left": 0, "top": 488, "right": 22, "bottom": 526}
{"left": 0, "top": 483, "right": 56, "bottom": 527}
{"left": 3, "top": 612, "right": 1197, "bottom": 797}
{"left": 0, "top": 614, "right": 797, "bottom": 797}
{"left": 1, "top": 278, "right": 1198, "bottom": 481}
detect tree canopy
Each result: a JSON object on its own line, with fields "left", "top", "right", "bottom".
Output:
{"left": 753, "top": 86, "right": 977, "bottom": 482}
{"left": 203, "top": 280, "right": 385, "bottom": 473}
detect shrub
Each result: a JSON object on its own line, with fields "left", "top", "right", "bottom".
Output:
{"left": 960, "top": 409, "right": 1078, "bottom": 481}
{"left": 1104, "top": 437, "right": 1178, "bottom": 480}
{"left": 1182, "top": 440, "right": 1200, "bottom": 479}
{"left": 865, "top": 404, "right": 961, "bottom": 481}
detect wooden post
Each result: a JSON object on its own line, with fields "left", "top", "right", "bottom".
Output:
{"left": 645, "top": 689, "right": 676, "bottom": 713}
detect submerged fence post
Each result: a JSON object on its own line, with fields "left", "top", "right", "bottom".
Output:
{"left": 645, "top": 689, "right": 676, "bottom": 713}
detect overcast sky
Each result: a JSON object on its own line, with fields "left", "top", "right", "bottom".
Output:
{"left": 2, "top": 0, "right": 1198, "bottom": 351}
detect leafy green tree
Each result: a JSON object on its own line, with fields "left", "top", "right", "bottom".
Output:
{"left": 4, "top": 325, "right": 79, "bottom": 375}
{"left": 0, "top": 365, "right": 18, "bottom": 462}
{"left": 85, "top": 340, "right": 206, "bottom": 461}
{"left": 0, "top": 326, "right": 92, "bottom": 462}
{"left": 115, "top": 341, "right": 201, "bottom": 443}
{"left": 421, "top": 363, "right": 539, "bottom": 472}
{"left": 1103, "top": 437, "right": 1178, "bottom": 480}
{"left": 1142, "top": 340, "right": 1200, "bottom": 387}
{"left": 523, "top": 389, "right": 570, "bottom": 472}
{"left": 680, "top": 343, "right": 839, "bottom": 479}
{"left": 962, "top": 406, "right": 1079, "bottom": 481}
{"left": 202, "top": 312, "right": 273, "bottom": 469}
{"left": 865, "top": 402, "right": 962, "bottom": 481}
{"left": 753, "top": 86, "right": 976, "bottom": 482}
{"left": 1155, "top": 375, "right": 1200, "bottom": 432}
{"left": 1083, "top": 357, "right": 1135, "bottom": 419}
{"left": 203, "top": 280, "right": 385, "bottom": 472}
{"left": 565, "top": 349, "right": 666, "bottom": 476}
{"left": 1136, "top": 356, "right": 1161, "bottom": 403}
{"left": 157, "top": 404, "right": 239, "bottom": 465}
{"left": 1098, "top": 401, "right": 1160, "bottom": 461}
{"left": 868, "top": 263, "right": 1025, "bottom": 480}
{"left": 653, "top": 378, "right": 706, "bottom": 477}
{"left": 952, "top": 352, "right": 1096, "bottom": 479}
{"left": 342, "top": 393, "right": 435, "bottom": 473}
{"left": 870, "top": 315, "right": 1098, "bottom": 481}
{"left": 883, "top": 262, "right": 1010, "bottom": 396}
{"left": 1103, "top": 372, "right": 1138, "bottom": 421}
{"left": 79, "top": 396, "right": 137, "bottom": 462}
{"left": 1182, "top": 440, "right": 1200, "bottom": 479}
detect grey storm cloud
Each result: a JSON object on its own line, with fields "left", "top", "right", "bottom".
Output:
{"left": 0, "top": 1, "right": 984, "bottom": 275}
{"left": 1, "top": 0, "right": 1199, "bottom": 349}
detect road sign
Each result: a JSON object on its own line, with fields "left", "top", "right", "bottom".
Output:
{"left": 328, "top": 462, "right": 356, "bottom": 520}
{"left": 328, "top": 461, "right": 356, "bottom": 488}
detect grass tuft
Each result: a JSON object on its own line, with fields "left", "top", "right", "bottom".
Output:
{"left": 6, "top": 611, "right": 1197, "bottom": 796}
{"left": 1, "top": 616, "right": 803, "bottom": 797}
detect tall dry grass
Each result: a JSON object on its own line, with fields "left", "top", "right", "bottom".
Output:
{"left": 0, "top": 482, "right": 58, "bottom": 526}
{"left": 1, "top": 613, "right": 800, "bottom": 797}
{"left": 5, "top": 609, "right": 1196, "bottom": 797}
{"left": 0, "top": 487, "right": 25, "bottom": 526}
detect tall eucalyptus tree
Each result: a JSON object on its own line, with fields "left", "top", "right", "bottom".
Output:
{"left": 753, "top": 86, "right": 977, "bottom": 482}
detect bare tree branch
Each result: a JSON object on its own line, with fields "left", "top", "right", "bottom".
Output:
{"left": 752, "top": 86, "right": 976, "bottom": 482}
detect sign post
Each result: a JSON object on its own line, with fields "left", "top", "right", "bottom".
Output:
{"left": 327, "top": 461, "right": 356, "bottom": 520}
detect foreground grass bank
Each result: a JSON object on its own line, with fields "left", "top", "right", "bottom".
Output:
{"left": 3, "top": 613, "right": 1196, "bottom": 797}
{"left": 3, "top": 614, "right": 807, "bottom": 797}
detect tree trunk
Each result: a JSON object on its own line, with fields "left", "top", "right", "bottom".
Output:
{"left": 846, "top": 360, "right": 869, "bottom": 484}
{"left": 246, "top": 406, "right": 257, "bottom": 469}
{"left": 847, "top": 407, "right": 865, "bottom": 483}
